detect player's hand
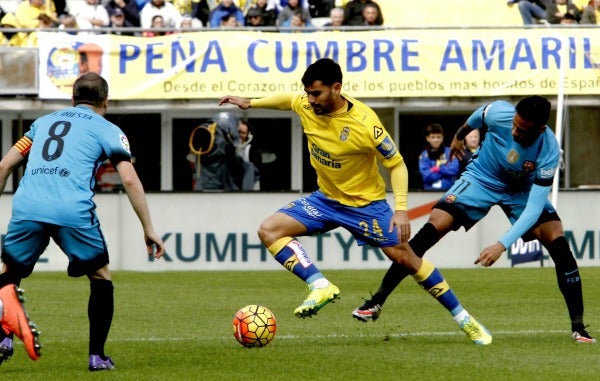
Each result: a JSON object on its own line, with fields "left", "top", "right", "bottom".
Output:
{"left": 430, "top": 166, "right": 440, "bottom": 173}
{"left": 450, "top": 136, "right": 465, "bottom": 160}
{"left": 390, "top": 210, "right": 411, "bottom": 243}
{"left": 474, "top": 242, "right": 505, "bottom": 267}
{"left": 145, "top": 232, "right": 165, "bottom": 259}
{"left": 218, "top": 95, "right": 251, "bottom": 109}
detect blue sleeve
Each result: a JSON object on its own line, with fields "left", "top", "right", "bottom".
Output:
{"left": 498, "top": 184, "right": 550, "bottom": 248}
{"left": 236, "top": 10, "right": 245, "bottom": 25}
{"left": 466, "top": 104, "right": 488, "bottom": 129}
{"left": 209, "top": 9, "right": 221, "bottom": 27}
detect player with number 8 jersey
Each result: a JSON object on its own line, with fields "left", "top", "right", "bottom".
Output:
{"left": 12, "top": 99, "right": 130, "bottom": 226}
{"left": 0, "top": 72, "right": 165, "bottom": 370}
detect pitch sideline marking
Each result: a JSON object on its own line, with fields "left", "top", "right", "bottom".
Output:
{"left": 23, "top": 329, "right": 571, "bottom": 344}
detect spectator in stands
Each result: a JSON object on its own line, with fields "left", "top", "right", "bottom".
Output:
{"left": 507, "top": 0, "right": 549, "bottom": 25}
{"left": 58, "top": 13, "right": 83, "bottom": 35}
{"left": 105, "top": 0, "right": 141, "bottom": 27}
{"left": 277, "top": 0, "right": 310, "bottom": 26}
{"left": 109, "top": 8, "right": 137, "bottom": 35}
{"left": 0, "top": 13, "right": 32, "bottom": 46}
{"left": 209, "top": 0, "right": 245, "bottom": 27}
{"left": 28, "top": 13, "right": 57, "bottom": 46}
{"left": 142, "top": 14, "right": 173, "bottom": 35}
{"left": 572, "top": 0, "right": 590, "bottom": 12}
{"left": 54, "top": 0, "right": 67, "bottom": 17}
{"left": 560, "top": 10, "right": 579, "bottom": 22}
{"left": 418, "top": 123, "right": 459, "bottom": 191}
{"left": 191, "top": 0, "right": 211, "bottom": 26}
{"left": 343, "top": 0, "right": 382, "bottom": 26}
{"left": 323, "top": 6, "right": 343, "bottom": 28}
{"left": 220, "top": 13, "right": 241, "bottom": 26}
{"left": 179, "top": 13, "right": 203, "bottom": 29}
{"left": 237, "top": 119, "right": 261, "bottom": 190}
{"left": 140, "top": 0, "right": 182, "bottom": 29}
{"left": 169, "top": 0, "right": 209, "bottom": 27}
{"left": 580, "top": 0, "right": 600, "bottom": 24}
{"left": 171, "top": 0, "right": 194, "bottom": 19}
{"left": 271, "top": 0, "right": 309, "bottom": 14}
{"left": 15, "top": 0, "right": 58, "bottom": 29}
{"left": 280, "top": 7, "right": 313, "bottom": 30}
{"left": 307, "top": 0, "right": 334, "bottom": 18}
{"left": 245, "top": 7, "right": 266, "bottom": 26}
{"left": 74, "top": 0, "right": 110, "bottom": 32}
{"left": 135, "top": 0, "right": 150, "bottom": 11}
{"left": 362, "top": 2, "right": 382, "bottom": 26}
{"left": 245, "top": 0, "right": 277, "bottom": 26}
{"left": 546, "top": 0, "right": 580, "bottom": 23}
{"left": 458, "top": 128, "right": 481, "bottom": 174}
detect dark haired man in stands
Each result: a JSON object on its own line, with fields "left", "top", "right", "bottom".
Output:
{"left": 343, "top": 0, "right": 382, "bottom": 26}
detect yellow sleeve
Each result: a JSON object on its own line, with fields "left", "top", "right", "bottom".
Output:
{"left": 250, "top": 93, "right": 295, "bottom": 110}
{"left": 389, "top": 158, "right": 409, "bottom": 211}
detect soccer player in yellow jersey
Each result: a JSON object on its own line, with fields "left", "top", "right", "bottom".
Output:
{"left": 218, "top": 58, "right": 492, "bottom": 344}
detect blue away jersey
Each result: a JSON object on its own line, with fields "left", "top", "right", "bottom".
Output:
{"left": 465, "top": 100, "right": 559, "bottom": 193}
{"left": 12, "top": 105, "right": 131, "bottom": 228}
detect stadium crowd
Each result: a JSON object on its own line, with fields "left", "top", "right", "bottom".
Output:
{"left": 0, "top": 0, "right": 386, "bottom": 46}
{"left": 1, "top": 0, "right": 597, "bottom": 46}
{"left": 507, "top": 0, "right": 597, "bottom": 25}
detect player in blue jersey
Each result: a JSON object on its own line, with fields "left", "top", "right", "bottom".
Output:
{"left": 353, "top": 95, "right": 596, "bottom": 344}
{"left": 219, "top": 58, "right": 492, "bottom": 345}
{"left": 0, "top": 72, "right": 166, "bottom": 370}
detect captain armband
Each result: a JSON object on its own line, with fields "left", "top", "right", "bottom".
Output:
{"left": 14, "top": 136, "right": 33, "bottom": 156}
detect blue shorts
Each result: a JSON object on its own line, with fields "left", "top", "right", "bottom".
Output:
{"left": 278, "top": 190, "right": 399, "bottom": 247}
{"left": 1, "top": 219, "right": 109, "bottom": 278}
{"left": 435, "top": 173, "right": 559, "bottom": 236}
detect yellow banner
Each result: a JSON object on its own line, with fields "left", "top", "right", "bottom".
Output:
{"left": 38, "top": 29, "right": 600, "bottom": 100}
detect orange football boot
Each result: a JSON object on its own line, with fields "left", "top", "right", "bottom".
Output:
{"left": 0, "top": 285, "right": 41, "bottom": 360}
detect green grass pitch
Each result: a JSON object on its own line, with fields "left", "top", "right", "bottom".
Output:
{"left": 4, "top": 267, "right": 600, "bottom": 380}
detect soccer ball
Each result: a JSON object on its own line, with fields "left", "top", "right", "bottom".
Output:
{"left": 232, "top": 305, "right": 277, "bottom": 348}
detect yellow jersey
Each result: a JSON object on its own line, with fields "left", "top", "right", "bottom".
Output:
{"left": 251, "top": 92, "right": 407, "bottom": 209}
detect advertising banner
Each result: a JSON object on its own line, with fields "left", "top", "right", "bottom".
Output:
{"left": 2, "top": 191, "right": 598, "bottom": 272}
{"left": 510, "top": 238, "right": 544, "bottom": 266}
{"left": 37, "top": 28, "right": 600, "bottom": 100}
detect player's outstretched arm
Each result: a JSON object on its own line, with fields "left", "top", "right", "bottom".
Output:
{"left": 115, "top": 160, "right": 165, "bottom": 259}
{"left": 218, "top": 95, "right": 252, "bottom": 109}
{"left": 450, "top": 135, "right": 465, "bottom": 161}
{"left": 451, "top": 123, "right": 473, "bottom": 160}
{"left": 475, "top": 242, "right": 505, "bottom": 267}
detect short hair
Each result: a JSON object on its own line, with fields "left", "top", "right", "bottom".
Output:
{"left": 301, "top": 58, "right": 343, "bottom": 87}
{"left": 221, "top": 14, "right": 235, "bottom": 23}
{"left": 239, "top": 119, "right": 254, "bottom": 134}
{"left": 425, "top": 123, "right": 444, "bottom": 136}
{"left": 292, "top": 8, "right": 306, "bottom": 22}
{"left": 330, "top": 7, "right": 344, "bottom": 17}
{"left": 363, "top": 3, "right": 379, "bottom": 13}
{"left": 515, "top": 95, "right": 551, "bottom": 126}
{"left": 73, "top": 72, "right": 108, "bottom": 107}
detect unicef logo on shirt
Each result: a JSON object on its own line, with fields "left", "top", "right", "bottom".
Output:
{"left": 30, "top": 166, "right": 70, "bottom": 177}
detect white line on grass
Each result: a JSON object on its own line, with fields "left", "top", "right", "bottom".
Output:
{"left": 30, "top": 329, "right": 569, "bottom": 344}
